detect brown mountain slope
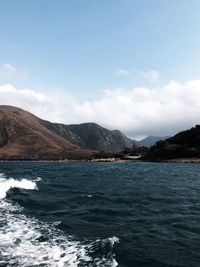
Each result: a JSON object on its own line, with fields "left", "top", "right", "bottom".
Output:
{"left": 0, "top": 105, "right": 94, "bottom": 160}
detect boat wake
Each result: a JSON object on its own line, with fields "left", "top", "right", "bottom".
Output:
{"left": 0, "top": 173, "right": 119, "bottom": 267}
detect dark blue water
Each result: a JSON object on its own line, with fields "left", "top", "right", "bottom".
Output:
{"left": 0, "top": 162, "right": 200, "bottom": 267}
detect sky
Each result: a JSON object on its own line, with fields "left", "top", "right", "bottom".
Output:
{"left": 0, "top": 0, "right": 200, "bottom": 139}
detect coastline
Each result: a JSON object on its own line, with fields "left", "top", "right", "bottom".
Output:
{"left": 1, "top": 157, "right": 200, "bottom": 163}
{"left": 0, "top": 158, "right": 127, "bottom": 163}
{"left": 165, "top": 158, "right": 200, "bottom": 163}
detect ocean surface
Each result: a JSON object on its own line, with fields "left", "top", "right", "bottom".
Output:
{"left": 0, "top": 162, "right": 200, "bottom": 267}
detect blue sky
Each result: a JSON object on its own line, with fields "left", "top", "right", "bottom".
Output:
{"left": 1, "top": 1, "right": 200, "bottom": 138}
{"left": 1, "top": 0, "right": 200, "bottom": 92}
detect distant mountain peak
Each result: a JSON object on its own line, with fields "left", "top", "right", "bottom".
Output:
{"left": 135, "top": 135, "right": 170, "bottom": 148}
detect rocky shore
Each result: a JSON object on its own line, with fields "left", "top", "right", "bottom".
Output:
{"left": 166, "top": 158, "right": 200, "bottom": 163}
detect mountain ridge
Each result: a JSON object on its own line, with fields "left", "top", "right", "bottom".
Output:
{"left": 0, "top": 105, "right": 94, "bottom": 160}
{"left": 145, "top": 125, "right": 200, "bottom": 160}
{"left": 41, "top": 120, "right": 134, "bottom": 153}
{"left": 0, "top": 105, "right": 134, "bottom": 160}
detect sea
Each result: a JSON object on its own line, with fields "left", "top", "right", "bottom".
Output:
{"left": 0, "top": 162, "right": 200, "bottom": 267}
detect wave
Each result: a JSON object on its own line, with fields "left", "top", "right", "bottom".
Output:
{"left": 0, "top": 173, "right": 37, "bottom": 199}
{"left": 0, "top": 173, "right": 119, "bottom": 266}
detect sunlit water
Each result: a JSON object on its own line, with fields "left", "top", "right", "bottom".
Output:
{"left": 0, "top": 162, "right": 200, "bottom": 267}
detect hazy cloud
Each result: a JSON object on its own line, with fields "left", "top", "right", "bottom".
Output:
{"left": 115, "top": 68, "right": 160, "bottom": 83}
{"left": 115, "top": 68, "right": 131, "bottom": 76}
{"left": 0, "top": 80, "right": 200, "bottom": 138}
{"left": 0, "top": 64, "right": 27, "bottom": 80}
{"left": 138, "top": 70, "right": 160, "bottom": 82}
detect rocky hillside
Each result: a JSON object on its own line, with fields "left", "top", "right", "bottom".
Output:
{"left": 0, "top": 106, "right": 94, "bottom": 160}
{"left": 0, "top": 105, "right": 134, "bottom": 160}
{"left": 145, "top": 125, "right": 200, "bottom": 160}
{"left": 41, "top": 121, "right": 134, "bottom": 154}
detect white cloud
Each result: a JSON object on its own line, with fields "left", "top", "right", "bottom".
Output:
{"left": 138, "top": 70, "right": 160, "bottom": 82}
{"left": 0, "top": 64, "right": 27, "bottom": 80}
{"left": 0, "top": 81, "right": 200, "bottom": 138}
{"left": 115, "top": 68, "right": 160, "bottom": 82}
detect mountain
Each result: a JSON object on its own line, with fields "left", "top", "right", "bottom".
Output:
{"left": 135, "top": 135, "right": 170, "bottom": 147}
{"left": 145, "top": 125, "right": 200, "bottom": 160}
{"left": 41, "top": 121, "right": 135, "bottom": 154}
{"left": 0, "top": 105, "right": 94, "bottom": 160}
{"left": 0, "top": 105, "right": 134, "bottom": 160}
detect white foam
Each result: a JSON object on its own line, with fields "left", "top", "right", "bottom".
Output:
{"left": 34, "top": 176, "right": 42, "bottom": 182}
{"left": 0, "top": 200, "right": 118, "bottom": 267}
{"left": 108, "top": 236, "right": 119, "bottom": 247}
{"left": 0, "top": 174, "right": 37, "bottom": 199}
{"left": 0, "top": 173, "right": 119, "bottom": 267}
{"left": 0, "top": 172, "right": 5, "bottom": 178}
